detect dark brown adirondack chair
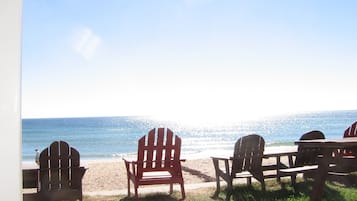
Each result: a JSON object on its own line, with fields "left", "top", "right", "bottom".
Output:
{"left": 278, "top": 130, "right": 325, "bottom": 185}
{"left": 38, "top": 141, "right": 86, "bottom": 201}
{"left": 123, "top": 128, "right": 185, "bottom": 200}
{"left": 211, "top": 134, "right": 265, "bottom": 201}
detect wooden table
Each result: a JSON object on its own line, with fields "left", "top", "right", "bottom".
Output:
{"left": 295, "top": 137, "right": 357, "bottom": 201}
{"left": 263, "top": 146, "right": 297, "bottom": 182}
{"left": 22, "top": 162, "right": 39, "bottom": 201}
{"left": 212, "top": 146, "right": 298, "bottom": 181}
{"left": 22, "top": 162, "right": 38, "bottom": 188}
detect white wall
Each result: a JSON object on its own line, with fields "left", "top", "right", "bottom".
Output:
{"left": 0, "top": 0, "right": 22, "bottom": 200}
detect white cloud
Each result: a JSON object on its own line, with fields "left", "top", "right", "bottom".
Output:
{"left": 72, "top": 27, "right": 101, "bottom": 60}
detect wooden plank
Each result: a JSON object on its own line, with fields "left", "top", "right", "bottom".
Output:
{"left": 71, "top": 148, "right": 81, "bottom": 188}
{"left": 164, "top": 130, "right": 173, "bottom": 168}
{"left": 155, "top": 129, "right": 164, "bottom": 168}
{"left": 137, "top": 136, "right": 146, "bottom": 177}
{"left": 173, "top": 135, "right": 181, "bottom": 161}
{"left": 39, "top": 148, "right": 49, "bottom": 191}
{"left": 60, "top": 141, "right": 70, "bottom": 189}
{"left": 50, "top": 141, "right": 60, "bottom": 190}
{"left": 22, "top": 169, "right": 38, "bottom": 188}
{"left": 146, "top": 129, "right": 155, "bottom": 170}
{"left": 279, "top": 165, "right": 319, "bottom": 173}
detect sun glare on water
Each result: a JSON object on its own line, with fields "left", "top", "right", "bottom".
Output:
{"left": 150, "top": 106, "right": 282, "bottom": 128}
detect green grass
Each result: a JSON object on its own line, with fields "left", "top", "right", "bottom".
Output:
{"left": 83, "top": 179, "right": 357, "bottom": 201}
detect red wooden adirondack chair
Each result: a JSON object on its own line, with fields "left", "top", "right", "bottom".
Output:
{"left": 343, "top": 121, "right": 357, "bottom": 156}
{"left": 331, "top": 121, "right": 357, "bottom": 174}
{"left": 344, "top": 121, "right": 357, "bottom": 138}
{"left": 123, "top": 128, "right": 185, "bottom": 200}
{"left": 38, "top": 141, "right": 86, "bottom": 201}
{"left": 328, "top": 121, "right": 357, "bottom": 184}
{"left": 335, "top": 121, "right": 357, "bottom": 157}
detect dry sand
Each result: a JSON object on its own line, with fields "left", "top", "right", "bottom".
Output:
{"left": 81, "top": 155, "right": 285, "bottom": 196}
{"left": 81, "top": 158, "right": 216, "bottom": 194}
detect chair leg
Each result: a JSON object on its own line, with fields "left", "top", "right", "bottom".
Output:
{"left": 225, "top": 179, "right": 233, "bottom": 201}
{"left": 212, "top": 158, "right": 221, "bottom": 198}
{"left": 259, "top": 174, "right": 266, "bottom": 191}
{"left": 253, "top": 172, "right": 266, "bottom": 191}
{"left": 134, "top": 185, "right": 139, "bottom": 200}
{"left": 247, "top": 177, "right": 252, "bottom": 185}
{"left": 127, "top": 178, "right": 131, "bottom": 197}
{"left": 291, "top": 173, "right": 297, "bottom": 186}
{"left": 169, "top": 183, "right": 173, "bottom": 194}
{"left": 261, "top": 181, "right": 266, "bottom": 191}
{"left": 213, "top": 175, "right": 220, "bottom": 198}
{"left": 180, "top": 182, "right": 186, "bottom": 199}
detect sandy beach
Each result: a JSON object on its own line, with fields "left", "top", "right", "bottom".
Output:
{"left": 81, "top": 157, "right": 217, "bottom": 195}
{"left": 80, "top": 154, "right": 283, "bottom": 196}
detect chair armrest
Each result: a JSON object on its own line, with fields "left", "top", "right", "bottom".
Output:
{"left": 123, "top": 157, "right": 137, "bottom": 163}
{"left": 123, "top": 158, "right": 138, "bottom": 177}
{"left": 211, "top": 156, "right": 231, "bottom": 161}
{"left": 79, "top": 166, "right": 87, "bottom": 178}
{"left": 211, "top": 156, "right": 231, "bottom": 176}
{"left": 124, "top": 158, "right": 185, "bottom": 164}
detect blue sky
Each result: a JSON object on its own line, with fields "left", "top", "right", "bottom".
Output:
{"left": 22, "top": 0, "right": 357, "bottom": 122}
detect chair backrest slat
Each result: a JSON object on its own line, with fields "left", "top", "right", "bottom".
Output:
{"left": 50, "top": 141, "right": 60, "bottom": 189}
{"left": 155, "top": 129, "right": 165, "bottom": 168}
{"left": 60, "top": 141, "right": 70, "bottom": 189}
{"left": 173, "top": 135, "right": 181, "bottom": 161}
{"left": 164, "top": 129, "right": 174, "bottom": 167}
{"left": 146, "top": 130, "right": 156, "bottom": 169}
{"left": 39, "top": 148, "right": 50, "bottom": 191}
{"left": 70, "top": 147, "right": 81, "bottom": 188}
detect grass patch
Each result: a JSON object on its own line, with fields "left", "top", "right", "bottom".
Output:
{"left": 83, "top": 179, "right": 357, "bottom": 201}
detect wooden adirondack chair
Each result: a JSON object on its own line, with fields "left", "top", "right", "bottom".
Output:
{"left": 38, "top": 141, "right": 86, "bottom": 201}
{"left": 123, "top": 128, "right": 185, "bottom": 200}
{"left": 278, "top": 130, "right": 325, "bottom": 186}
{"left": 344, "top": 121, "right": 357, "bottom": 138}
{"left": 341, "top": 121, "right": 357, "bottom": 156}
{"left": 330, "top": 121, "right": 357, "bottom": 176}
{"left": 211, "top": 134, "right": 265, "bottom": 201}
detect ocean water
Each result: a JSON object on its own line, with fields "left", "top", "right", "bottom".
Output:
{"left": 22, "top": 110, "right": 357, "bottom": 161}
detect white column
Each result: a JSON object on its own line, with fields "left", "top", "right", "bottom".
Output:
{"left": 0, "top": 0, "right": 22, "bottom": 200}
